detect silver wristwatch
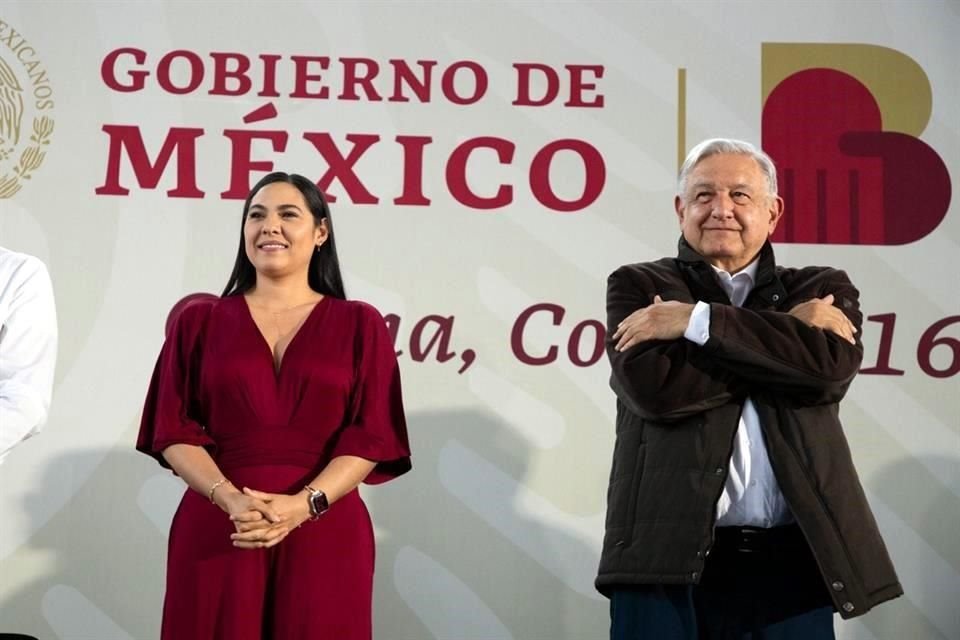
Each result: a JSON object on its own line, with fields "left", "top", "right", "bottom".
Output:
{"left": 304, "top": 485, "right": 329, "bottom": 520}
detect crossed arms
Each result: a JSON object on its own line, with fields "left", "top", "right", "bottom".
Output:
{"left": 606, "top": 265, "right": 864, "bottom": 422}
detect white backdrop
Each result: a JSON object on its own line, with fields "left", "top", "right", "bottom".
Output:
{"left": 0, "top": 2, "right": 957, "bottom": 639}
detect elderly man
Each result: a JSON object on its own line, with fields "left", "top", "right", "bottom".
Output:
{"left": 0, "top": 245, "right": 57, "bottom": 465}
{"left": 596, "top": 139, "right": 901, "bottom": 639}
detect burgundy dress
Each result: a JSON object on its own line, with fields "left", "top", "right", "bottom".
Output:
{"left": 137, "top": 294, "right": 411, "bottom": 640}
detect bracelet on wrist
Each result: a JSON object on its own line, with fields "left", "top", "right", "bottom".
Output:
{"left": 208, "top": 477, "right": 231, "bottom": 503}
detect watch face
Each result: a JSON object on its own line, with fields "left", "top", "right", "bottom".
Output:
{"left": 310, "top": 490, "right": 329, "bottom": 516}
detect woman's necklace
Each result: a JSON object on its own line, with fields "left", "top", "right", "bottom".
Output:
{"left": 247, "top": 298, "right": 321, "bottom": 343}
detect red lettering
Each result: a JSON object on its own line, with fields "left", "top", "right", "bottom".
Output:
{"left": 157, "top": 50, "right": 204, "bottom": 95}
{"left": 564, "top": 64, "right": 604, "bottom": 107}
{"left": 339, "top": 57, "right": 382, "bottom": 101}
{"left": 258, "top": 54, "right": 282, "bottom": 97}
{"left": 530, "top": 139, "right": 605, "bottom": 212}
{"left": 917, "top": 316, "right": 960, "bottom": 378}
{"left": 447, "top": 137, "right": 514, "bottom": 209}
{"left": 410, "top": 315, "right": 457, "bottom": 363}
{"left": 209, "top": 52, "right": 252, "bottom": 96}
{"left": 101, "top": 47, "right": 149, "bottom": 92}
{"left": 97, "top": 51, "right": 501, "bottom": 106}
{"left": 220, "top": 129, "right": 289, "bottom": 199}
{"left": 394, "top": 135, "right": 433, "bottom": 206}
{"left": 290, "top": 56, "right": 330, "bottom": 99}
{"left": 860, "top": 313, "right": 905, "bottom": 375}
{"left": 440, "top": 61, "right": 488, "bottom": 105}
{"left": 302, "top": 133, "right": 380, "bottom": 204}
{"left": 567, "top": 319, "right": 605, "bottom": 366}
{"left": 95, "top": 125, "right": 204, "bottom": 198}
{"left": 511, "top": 303, "right": 564, "bottom": 365}
{"left": 513, "top": 63, "right": 560, "bottom": 106}
{"left": 388, "top": 59, "right": 436, "bottom": 102}
{"left": 383, "top": 313, "right": 403, "bottom": 356}
{"left": 458, "top": 349, "right": 476, "bottom": 374}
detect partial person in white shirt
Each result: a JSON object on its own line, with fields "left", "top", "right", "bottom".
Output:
{"left": 0, "top": 245, "right": 57, "bottom": 464}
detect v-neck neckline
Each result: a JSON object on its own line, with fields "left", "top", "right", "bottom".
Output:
{"left": 239, "top": 294, "right": 328, "bottom": 378}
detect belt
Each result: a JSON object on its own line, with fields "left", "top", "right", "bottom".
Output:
{"left": 713, "top": 524, "right": 807, "bottom": 554}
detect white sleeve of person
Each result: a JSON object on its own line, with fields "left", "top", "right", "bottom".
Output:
{"left": 0, "top": 253, "right": 58, "bottom": 464}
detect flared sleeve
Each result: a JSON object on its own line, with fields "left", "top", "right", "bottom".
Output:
{"left": 330, "top": 301, "right": 411, "bottom": 484}
{"left": 136, "top": 295, "right": 217, "bottom": 468}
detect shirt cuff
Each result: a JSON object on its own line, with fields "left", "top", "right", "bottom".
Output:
{"left": 684, "top": 301, "right": 711, "bottom": 345}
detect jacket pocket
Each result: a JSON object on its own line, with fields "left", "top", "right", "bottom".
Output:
{"left": 621, "top": 444, "right": 647, "bottom": 546}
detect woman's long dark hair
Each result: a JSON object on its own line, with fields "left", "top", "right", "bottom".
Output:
{"left": 221, "top": 172, "right": 346, "bottom": 299}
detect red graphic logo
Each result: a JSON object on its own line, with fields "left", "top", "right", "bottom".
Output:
{"left": 762, "top": 43, "right": 951, "bottom": 245}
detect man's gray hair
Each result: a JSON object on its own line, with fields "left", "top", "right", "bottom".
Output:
{"left": 677, "top": 138, "right": 779, "bottom": 198}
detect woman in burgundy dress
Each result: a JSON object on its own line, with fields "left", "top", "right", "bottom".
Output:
{"left": 137, "top": 172, "right": 411, "bottom": 639}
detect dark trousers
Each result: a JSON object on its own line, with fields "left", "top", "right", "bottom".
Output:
{"left": 610, "top": 525, "right": 835, "bottom": 640}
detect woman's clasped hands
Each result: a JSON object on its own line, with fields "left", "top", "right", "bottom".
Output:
{"left": 218, "top": 486, "right": 313, "bottom": 549}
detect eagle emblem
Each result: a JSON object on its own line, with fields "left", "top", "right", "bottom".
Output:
{"left": 0, "top": 56, "right": 24, "bottom": 153}
{"left": 0, "top": 22, "right": 53, "bottom": 199}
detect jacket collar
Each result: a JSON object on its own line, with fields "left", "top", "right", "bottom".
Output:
{"left": 675, "top": 236, "right": 787, "bottom": 309}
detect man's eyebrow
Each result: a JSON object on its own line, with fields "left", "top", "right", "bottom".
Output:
{"left": 689, "top": 182, "right": 756, "bottom": 192}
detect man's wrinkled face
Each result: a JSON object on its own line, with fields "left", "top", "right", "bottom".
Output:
{"left": 675, "top": 153, "right": 784, "bottom": 274}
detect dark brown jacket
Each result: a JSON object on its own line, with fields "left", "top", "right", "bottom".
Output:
{"left": 595, "top": 238, "right": 902, "bottom": 619}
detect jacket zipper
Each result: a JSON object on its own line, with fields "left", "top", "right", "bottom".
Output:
{"left": 702, "top": 404, "right": 744, "bottom": 569}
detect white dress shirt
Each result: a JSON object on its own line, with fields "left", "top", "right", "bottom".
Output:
{"left": 0, "top": 247, "right": 58, "bottom": 464}
{"left": 683, "top": 259, "right": 793, "bottom": 528}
